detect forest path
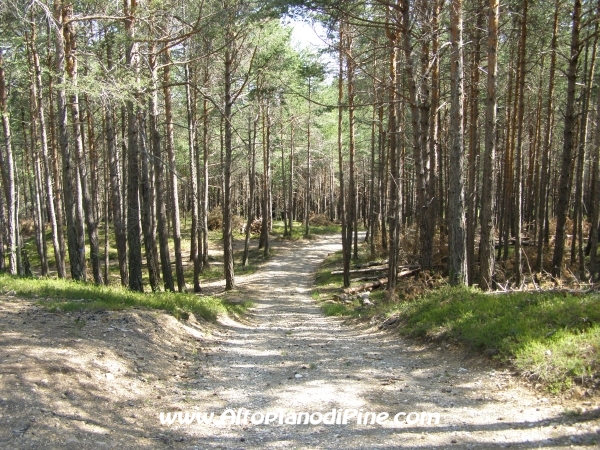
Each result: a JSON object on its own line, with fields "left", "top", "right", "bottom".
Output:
{"left": 184, "top": 234, "right": 598, "bottom": 449}
{"left": 0, "top": 235, "right": 597, "bottom": 449}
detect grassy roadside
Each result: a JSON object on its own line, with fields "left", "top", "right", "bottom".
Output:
{"left": 0, "top": 273, "right": 251, "bottom": 322}
{"left": 313, "top": 249, "right": 600, "bottom": 394}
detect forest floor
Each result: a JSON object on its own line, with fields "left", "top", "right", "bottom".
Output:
{"left": 0, "top": 234, "right": 599, "bottom": 449}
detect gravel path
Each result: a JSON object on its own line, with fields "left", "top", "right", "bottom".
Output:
{"left": 1, "top": 235, "right": 597, "bottom": 449}
{"left": 181, "top": 235, "right": 599, "bottom": 449}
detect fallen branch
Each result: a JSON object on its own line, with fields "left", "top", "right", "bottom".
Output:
{"left": 342, "top": 267, "right": 421, "bottom": 294}
{"left": 343, "top": 278, "right": 387, "bottom": 295}
{"left": 331, "top": 264, "right": 419, "bottom": 276}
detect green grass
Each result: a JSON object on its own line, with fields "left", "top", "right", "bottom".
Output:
{"left": 0, "top": 273, "right": 251, "bottom": 322}
{"left": 322, "top": 281, "right": 599, "bottom": 393}
{"left": 394, "top": 287, "right": 600, "bottom": 392}
{"left": 314, "top": 250, "right": 345, "bottom": 287}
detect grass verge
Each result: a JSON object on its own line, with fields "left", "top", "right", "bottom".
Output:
{"left": 0, "top": 273, "right": 252, "bottom": 322}
{"left": 313, "top": 248, "right": 600, "bottom": 393}
{"left": 393, "top": 287, "right": 599, "bottom": 392}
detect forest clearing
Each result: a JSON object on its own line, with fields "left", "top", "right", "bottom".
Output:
{"left": 1, "top": 0, "right": 600, "bottom": 447}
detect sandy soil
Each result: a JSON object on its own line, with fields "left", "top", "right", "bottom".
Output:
{"left": 0, "top": 234, "right": 598, "bottom": 449}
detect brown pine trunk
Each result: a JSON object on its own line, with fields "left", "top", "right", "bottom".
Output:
{"left": 201, "top": 66, "right": 210, "bottom": 271}
{"left": 338, "top": 19, "right": 350, "bottom": 288}
{"left": 64, "top": 7, "right": 102, "bottom": 284}
{"left": 513, "top": 0, "right": 528, "bottom": 286}
{"left": 385, "top": 10, "right": 400, "bottom": 290}
{"left": 571, "top": 38, "right": 596, "bottom": 278}
{"left": 243, "top": 116, "right": 257, "bottom": 266}
{"left": 467, "top": 3, "right": 483, "bottom": 284}
{"left": 305, "top": 81, "right": 312, "bottom": 239}
{"left": 448, "top": 0, "right": 467, "bottom": 286}
{"left": 588, "top": 81, "right": 600, "bottom": 279}
{"left": 535, "top": 0, "right": 559, "bottom": 272}
{"left": 346, "top": 31, "right": 356, "bottom": 262}
{"left": 185, "top": 62, "right": 201, "bottom": 292}
{"left": 163, "top": 50, "right": 185, "bottom": 292}
{"left": 223, "top": 31, "right": 235, "bottom": 290}
{"left": 149, "top": 50, "right": 174, "bottom": 292}
{"left": 54, "top": 0, "right": 86, "bottom": 281}
{"left": 125, "top": 0, "right": 143, "bottom": 292}
{"left": 139, "top": 112, "right": 160, "bottom": 291}
{"left": 105, "top": 35, "right": 128, "bottom": 286}
{"left": 428, "top": 0, "right": 440, "bottom": 268}
{"left": 260, "top": 103, "right": 271, "bottom": 255}
{"left": 27, "top": 23, "right": 65, "bottom": 278}
{"left": 479, "top": 0, "right": 499, "bottom": 290}
{"left": 552, "top": 0, "right": 582, "bottom": 279}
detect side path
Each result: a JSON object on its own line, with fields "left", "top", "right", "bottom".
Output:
{"left": 184, "top": 235, "right": 599, "bottom": 449}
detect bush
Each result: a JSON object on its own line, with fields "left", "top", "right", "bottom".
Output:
{"left": 310, "top": 214, "right": 334, "bottom": 226}
{"left": 207, "top": 207, "right": 243, "bottom": 233}
{"left": 207, "top": 207, "right": 223, "bottom": 231}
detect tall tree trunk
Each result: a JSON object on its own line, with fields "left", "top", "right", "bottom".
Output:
{"left": 223, "top": 36, "right": 235, "bottom": 290}
{"left": 149, "top": 50, "right": 174, "bottom": 292}
{"left": 26, "top": 99, "right": 48, "bottom": 276}
{"left": 305, "top": 79, "right": 312, "bottom": 239}
{"left": 243, "top": 116, "right": 257, "bottom": 266}
{"left": 163, "top": 49, "right": 185, "bottom": 292}
{"left": 54, "top": 1, "right": 86, "bottom": 281}
{"left": 448, "top": 0, "right": 468, "bottom": 285}
{"left": 105, "top": 35, "right": 128, "bottom": 286}
{"left": 288, "top": 121, "right": 295, "bottom": 235}
{"left": 535, "top": 0, "right": 559, "bottom": 272}
{"left": 27, "top": 22, "right": 65, "bottom": 278}
{"left": 428, "top": 0, "right": 440, "bottom": 269}
{"left": 338, "top": 19, "right": 350, "bottom": 288}
{"left": 466, "top": 2, "right": 483, "bottom": 284}
{"left": 125, "top": 0, "right": 143, "bottom": 292}
{"left": 552, "top": 0, "right": 582, "bottom": 279}
{"left": 185, "top": 62, "right": 201, "bottom": 292}
{"left": 64, "top": 7, "right": 102, "bottom": 284}
{"left": 260, "top": 102, "right": 271, "bottom": 255}
{"left": 346, "top": 31, "right": 356, "bottom": 262}
{"left": 572, "top": 37, "right": 597, "bottom": 278}
{"left": 479, "top": 0, "right": 499, "bottom": 290}
{"left": 46, "top": 24, "right": 66, "bottom": 271}
{"left": 201, "top": 66, "right": 210, "bottom": 271}
{"left": 513, "top": 0, "right": 528, "bottom": 286}
{"left": 139, "top": 112, "right": 160, "bottom": 291}
{"left": 588, "top": 80, "right": 600, "bottom": 279}
{"left": 386, "top": 9, "right": 400, "bottom": 289}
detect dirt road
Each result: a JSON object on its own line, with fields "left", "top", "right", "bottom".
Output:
{"left": 0, "top": 235, "right": 598, "bottom": 448}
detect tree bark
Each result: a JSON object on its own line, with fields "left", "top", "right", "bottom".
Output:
{"left": 54, "top": 0, "right": 86, "bottom": 281}
{"left": 448, "top": 0, "right": 468, "bottom": 286}
{"left": 27, "top": 22, "right": 65, "bottom": 278}
{"left": 64, "top": 6, "right": 102, "bottom": 284}
{"left": 139, "top": 111, "right": 160, "bottom": 291}
{"left": 535, "top": 0, "right": 559, "bottom": 272}
{"left": 185, "top": 62, "right": 201, "bottom": 292}
{"left": 163, "top": 49, "right": 185, "bottom": 292}
{"left": 479, "top": 0, "right": 499, "bottom": 290}
{"left": 105, "top": 34, "right": 128, "bottom": 286}
{"left": 551, "top": 0, "right": 581, "bottom": 279}
{"left": 149, "top": 49, "right": 174, "bottom": 292}
{"left": 223, "top": 34, "right": 235, "bottom": 290}
{"left": 125, "top": 0, "right": 143, "bottom": 292}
